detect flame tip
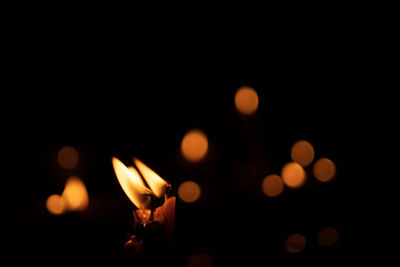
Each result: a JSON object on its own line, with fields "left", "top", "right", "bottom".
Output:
{"left": 134, "top": 158, "right": 167, "bottom": 198}
{"left": 112, "top": 156, "right": 168, "bottom": 205}
{"left": 112, "top": 156, "right": 152, "bottom": 209}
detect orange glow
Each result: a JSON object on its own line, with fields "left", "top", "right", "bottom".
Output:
{"left": 262, "top": 174, "right": 284, "bottom": 197}
{"left": 62, "top": 176, "right": 89, "bottom": 211}
{"left": 133, "top": 158, "right": 167, "bottom": 198}
{"left": 46, "top": 194, "right": 67, "bottom": 215}
{"left": 234, "top": 86, "right": 259, "bottom": 115}
{"left": 178, "top": 181, "right": 201, "bottom": 203}
{"left": 187, "top": 253, "right": 213, "bottom": 267}
{"left": 181, "top": 129, "right": 208, "bottom": 163}
{"left": 313, "top": 158, "right": 336, "bottom": 182}
{"left": 57, "top": 146, "right": 79, "bottom": 170}
{"left": 290, "top": 140, "right": 315, "bottom": 167}
{"left": 112, "top": 157, "right": 152, "bottom": 209}
{"left": 317, "top": 227, "right": 339, "bottom": 247}
{"left": 281, "top": 162, "right": 306, "bottom": 188}
{"left": 134, "top": 209, "right": 152, "bottom": 226}
{"left": 285, "top": 233, "right": 307, "bottom": 253}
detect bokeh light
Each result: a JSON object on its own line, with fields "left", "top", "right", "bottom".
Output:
{"left": 62, "top": 176, "right": 89, "bottom": 211}
{"left": 181, "top": 129, "right": 209, "bottom": 163}
{"left": 178, "top": 181, "right": 201, "bottom": 203}
{"left": 262, "top": 174, "right": 284, "bottom": 197}
{"left": 281, "top": 162, "right": 306, "bottom": 188}
{"left": 317, "top": 227, "right": 339, "bottom": 247}
{"left": 285, "top": 233, "right": 307, "bottom": 253}
{"left": 57, "top": 146, "right": 79, "bottom": 170}
{"left": 234, "top": 86, "right": 259, "bottom": 115}
{"left": 46, "top": 194, "right": 67, "bottom": 215}
{"left": 290, "top": 140, "right": 315, "bottom": 167}
{"left": 187, "top": 253, "right": 213, "bottom": 267}
{"left": 313, "top": 158, "right": 336, "bottom": 182}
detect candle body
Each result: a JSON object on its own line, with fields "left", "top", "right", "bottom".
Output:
{"left": 124, "top": 195, "right": 176, "bottom": 266}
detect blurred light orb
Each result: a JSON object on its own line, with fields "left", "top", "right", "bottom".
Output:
{"left": 187, "top": 253, "right": 213, "bottom": 267}
{"left": 57, "top": 146, "right": 79, "bottom": 170}
{"left": 281, "top": 162, "right": 306, "bottom": 188}
{"left": 291, "top": 140, "right": 315, "bottom": 167}
{"left": 62, "top": 176, "right": 89, "bottom": 211}
{"left": 313, "top": 158, "right": 336, "bottom": 182}
{"left": 285, "top": 233, "right": 307, "bottom": 253}
{"left": 181, "top": 129, "right": 208, "bottom": 163}
{"left": 178, "top": 181, "right": 201, "bottom": 203}
{"left": 46, "top": 194, "right": 66, "bottom": 215}
{"left": 234, "top": 86, "right": 259, "bottom": 115}
{"left": 262, "top": 174, "right": 284, "bottom": 197}
{"left": 317, "top": 227, "right": 339, "bottom": 247}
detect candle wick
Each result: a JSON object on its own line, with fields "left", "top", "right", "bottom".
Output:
{"left": 150, "top": 194, "right": 154, "bottom": 221}
{"left": 165, "top": 184, "right": 172, "bottom": 201}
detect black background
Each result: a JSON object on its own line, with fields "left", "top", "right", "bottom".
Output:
{"left": 2, "top": 7, "right": 398, "bottom": 267}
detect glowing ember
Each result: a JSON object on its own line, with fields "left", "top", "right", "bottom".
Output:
{"left": 134, "top": 209, "right": 152, "bottom": 226}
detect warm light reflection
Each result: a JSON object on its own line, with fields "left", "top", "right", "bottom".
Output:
{"left": 135, "top": 209, "right": 152, "bottom": 226}
{"left": 262, "top": 174, "right": 284, "bottom": 197}
{"left": 112, "top": 157, "right": 152, "bottom": 209}
{"left": 234, "top": 86, "right": 259, "bottom": 115}
{"left": 46, "top": 194, "right": 66, "bottom": 215}
{"left": 187, "top": 253, "right": 213, "bottom": 267}
{"left": 281, "top": 162, "right": 306, "bottom": 188}
{"left": 317, "top": 227, "right": 339, "bottom": 247}
{"left": 57, "top": 146, "right": 79, "bottom": 170}
{"left": 285, "top": 233, "right": 307, "bottom": 253}
{"left": 134, "top": 158, "right": 167, "bottom": 198}
{"left": 181, "top": 129, "right": 208, "bottom": 163}
{"left": 291, "top": 140, "right": 315, "bottom": 167}
{"left": 62, "top": 176, "right": 89, "bottom": 211}
{"left": 178, "top": 181, "right": 201, "bottom": 203}
{"left": 313, "top": 158, "right": 336, "bottom": 182}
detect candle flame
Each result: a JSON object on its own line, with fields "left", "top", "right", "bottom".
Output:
{"left": 133, "top": 158, "right": 167, "bottom": 198}
{"left": 112, "top": 157, "right": 152, "bottom": 209}
{"left": 62, "top": 176, "right": 89, "bottom": 211}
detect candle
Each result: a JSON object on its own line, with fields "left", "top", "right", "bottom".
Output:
{"left": 111, "top": 157, "right": 176, "bottom": 262}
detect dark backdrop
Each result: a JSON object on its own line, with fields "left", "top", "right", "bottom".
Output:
{"left": 2, "top": 8, "right": 398, "bottom": 267}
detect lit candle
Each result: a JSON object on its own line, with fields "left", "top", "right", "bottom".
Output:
{"left": 111, "top": 157, "right": 176, "bottom": 260}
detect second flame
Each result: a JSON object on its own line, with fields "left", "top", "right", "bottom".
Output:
{"left": 112, "top": 157, "right": 168, "bottom": 209}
